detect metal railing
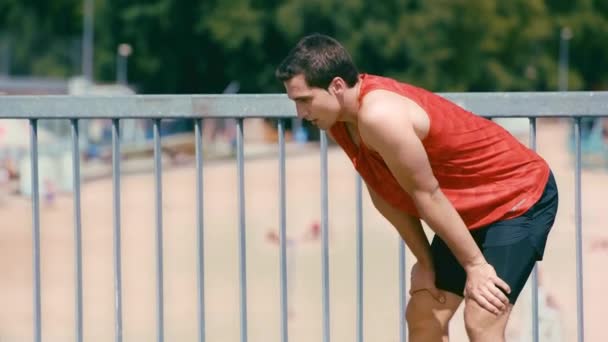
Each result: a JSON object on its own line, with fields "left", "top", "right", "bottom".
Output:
{"left": 1, "top": 92, "right": 607, "bottom": 342}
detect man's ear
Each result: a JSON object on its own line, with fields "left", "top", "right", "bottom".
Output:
{"left": 329, "top": 77, "right": 346, "bottom": 95}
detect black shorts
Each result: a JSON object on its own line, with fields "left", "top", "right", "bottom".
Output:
{"left": 431, "top": 171, "right": 559, "bottom": 304}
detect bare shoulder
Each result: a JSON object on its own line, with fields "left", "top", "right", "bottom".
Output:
{"left": 358, "top": 91, "right": 405, "bottom": 130}
{"left": 359, "top": 90, "right": 429, "bottom": 141}
{"left": 356, "top": 92, "right": 414, "bottom": 153}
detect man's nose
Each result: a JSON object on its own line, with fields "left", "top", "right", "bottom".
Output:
{"left": 296, "top": 105, "right": 308, "bottom": 119}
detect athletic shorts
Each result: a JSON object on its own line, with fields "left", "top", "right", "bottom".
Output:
{"left": 431, "top": 171, "right": 559, "bottom": 304}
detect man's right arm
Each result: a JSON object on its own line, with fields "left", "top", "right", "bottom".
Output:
{"left": 366, "top": 183, "right": 433, "bottom": 268}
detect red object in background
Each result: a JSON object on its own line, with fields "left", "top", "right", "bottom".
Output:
{"left": 266, "top": 220, "right": 321, "bottom": 245}
{"left": 590, "top": 237, "right": 608, "bottom": 252}
{"left": 266, "top": 231, "right": 280, "bottom": 244}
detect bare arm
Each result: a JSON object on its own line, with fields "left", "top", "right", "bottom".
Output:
{"left": 358, "top": 104, "right": 486, "bottom": 272}
{"left": 366, "top": 183, "right": 433, "bottom": 268}
{"left": 358, "top": 96, "right": 511, "bottom": 314}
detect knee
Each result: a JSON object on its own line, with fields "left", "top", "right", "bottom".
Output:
{"left": 405, "top": 291, "right": 461, "bottom": 341}
{"left": 405, "top": 302, "right": 446, "bottom": 335}
{"left": 464, "top": 301, "right": 510, "bottom": 341}
{"left": 464, "top": 308, "right": 485, "bottom": 339}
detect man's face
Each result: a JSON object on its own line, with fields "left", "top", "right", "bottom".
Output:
{"left": 284, "top": 74, "right": 340, "bottom": 130}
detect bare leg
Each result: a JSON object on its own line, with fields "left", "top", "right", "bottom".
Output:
{"left": 464, "top": 298, "right": 513, "bottom": 342}
{"left": 406, "top": 290, "right": 463, "bottom": 342}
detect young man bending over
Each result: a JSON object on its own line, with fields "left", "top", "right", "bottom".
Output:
{"left": 276, "top": 34, "right": 558, "bottom": 342}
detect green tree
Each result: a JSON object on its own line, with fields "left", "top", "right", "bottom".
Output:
{"left": 0, "top": 0, "right": 82, "bottom": 77}
{"left": 1, "top": 0, "right": 607, "bottom": 93}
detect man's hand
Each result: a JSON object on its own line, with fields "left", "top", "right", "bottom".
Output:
{"left": 409, "top": 262, "right": 446, "bottom": 304}
{"left": 464, "top": 263, "right": 511, "bottom": 315}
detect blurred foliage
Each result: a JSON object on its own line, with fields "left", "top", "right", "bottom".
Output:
{"left": 0, "top": 0, "right": 607, "bottom": 93}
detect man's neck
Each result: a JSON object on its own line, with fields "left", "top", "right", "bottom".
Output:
{"left": 339, "top": 79, "right": 362, "bottom": 125}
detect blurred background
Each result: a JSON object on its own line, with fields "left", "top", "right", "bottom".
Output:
{"left": 1, "top": 0, "right": 607, "bottom": 93}
{"left": 0, "top": 1, "right": 608, "bottom": 341}
{"left": 2, "top": 0, "right": 608, "bottom": 148}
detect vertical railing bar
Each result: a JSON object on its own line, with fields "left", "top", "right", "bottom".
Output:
{"left": 71, "top": 119, "right": 84, "bottom": 342}
{"left": 153, "top": 119, "right": 165, "bottom": 342}
{"left": 278, "top": 120, "right": 288, "bottom": 342}
{"left": 529, "top": 117, "right": 539, "bottom": 342}
{"left": 30, "top": 119, "right": 42, "bottom": 342}
{"left": 236, "top": 118, "right": 249, "bottom": 342}
{"left": 399, "top": 241, "right": 406, "bottom": 342}
{"left": 355, "top": 175, "right": 364, "bottom": 342}
{"left": 320, "top": 131, "right": 330, "bottom": 342}
{"left": 194, "top": 119, "right": 206, "bottom": 342}
{"left": 111, "top": 118, "right": 124, "bottom": 342}
{"left": 574, "top": 117, "right": 584, "bottom": 342}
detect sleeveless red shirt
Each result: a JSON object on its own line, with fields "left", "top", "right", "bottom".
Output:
{"left": 329, "top": 74, "right": 550, "bottom": 229}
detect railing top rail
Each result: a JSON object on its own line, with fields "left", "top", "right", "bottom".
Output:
{"left": 0, "top": 92, "right": 607, "bottom": 119}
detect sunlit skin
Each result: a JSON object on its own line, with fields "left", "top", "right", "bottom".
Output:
{"left": 283, "top": 74, "right": 360, "bottom": 130}
{"left": 283, "top": 72, "right": 516, "bottom": 341}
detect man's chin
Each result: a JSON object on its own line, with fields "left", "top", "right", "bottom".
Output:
{"left": 316, "top": 121, "right": 334, "bottom": 130}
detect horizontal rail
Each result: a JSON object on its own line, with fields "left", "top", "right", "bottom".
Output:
{"left": 0, "top": 92, "right": 607, "bottom": 118}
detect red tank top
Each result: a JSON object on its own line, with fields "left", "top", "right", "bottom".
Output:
{"left": 329, "top": 74, "right": 550, "bottom": 229}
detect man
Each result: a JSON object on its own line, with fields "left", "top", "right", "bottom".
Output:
{"left": 276, "top": 34, "right": 558, "bottom": 342}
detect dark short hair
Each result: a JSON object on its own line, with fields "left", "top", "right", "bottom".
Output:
{"left": 275, "top": 34, "right": 359, "bottom": 89}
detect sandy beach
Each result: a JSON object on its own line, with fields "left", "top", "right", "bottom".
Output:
{"left": 0, "top": 119, "right": 606, "bottom": 341}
